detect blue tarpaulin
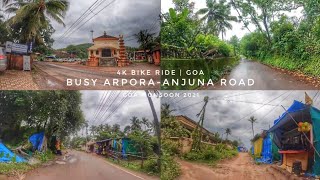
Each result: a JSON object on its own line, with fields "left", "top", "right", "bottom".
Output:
{"left": 256, "top": 134, "right": 273, "bottom": 164}
{"left": 0, "top": 143, "right": 25, "bottom": 163}
{"left": 29, "top": 132, "right": 45, "bottom": 151}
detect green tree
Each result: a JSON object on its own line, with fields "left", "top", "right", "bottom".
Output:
{"left": 134, "top": 29, "right": 155, "bottom": 60}
{"left": 229, "top": 35, "right": 239, "bottom": 56}
{"left": 196, "top": 0, "right": 237, "bottom": 40}
{"left": 225, "top": 128, "right": 231, "bottom": 140}
{"left": 7, "top": 0, "right": 69, "bottom": 44}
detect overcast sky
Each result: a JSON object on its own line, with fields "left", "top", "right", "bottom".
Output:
{"left": 51, "top": 0, "right": 160, "bottom": 49}
{"left": 80, "top": 91, "right": 160, "bottom": 133}
{"left": 161, "top": 0, "right": 303, "bottom": 40}
{"left": 161, "top": 90, "right": 320, "bottom": 148}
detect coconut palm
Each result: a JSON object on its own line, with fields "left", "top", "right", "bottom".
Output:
{"left": 248, "top": 116, "right": 257, "bottom": 138}
{"left": 225, "top": 128, "right": 231, "bottom": 140}
{"left": 6, "top": 0, "right": 69, "bottom": 43}
{"left": 197, "top": 0, "right": 237, "bottom": 40}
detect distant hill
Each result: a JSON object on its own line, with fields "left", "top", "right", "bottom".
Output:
{"left": 57, "top": 43, "right": 92, "bottom": 59}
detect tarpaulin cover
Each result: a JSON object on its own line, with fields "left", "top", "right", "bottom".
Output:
{"left": 253, "top": 137, "right": 263, "bottom": 157}
{"left": 257, "top": 134, "right": 272, "bottom": 164}
{"left": 29, "top": 132, "right": 45, "bottom": 151}
{"left": 121, "top": 138, "right": 128, "bottom": 158}
{"left": 311, "top": 107, "right": 320, "bottom": 176}
{"left": 0, "top": 143, "right": 25, "bottom": 163}
{"left": 268, "top": 101, "right": 311, "bottom": 148}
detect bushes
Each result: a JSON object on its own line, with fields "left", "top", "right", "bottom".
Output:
{"left": 161, "top": 153, "right": 181, "bottom": 180}
{"left": 183, "top": 144, "right": 238, "bottom": 164}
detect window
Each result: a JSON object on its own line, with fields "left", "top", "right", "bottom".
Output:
{"left": 102, "top": 49, "right": 112, "bottom": 57}
{"left": 96, "top": 51, "right": 99, "bottom": 56}
{"left": 90, "top": 51, "right": 93, "bottom": 55}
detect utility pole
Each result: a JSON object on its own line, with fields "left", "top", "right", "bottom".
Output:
{"left": 192, "top": 96, "right": 209, "bottom": 151}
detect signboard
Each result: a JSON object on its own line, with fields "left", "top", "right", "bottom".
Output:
{"left": 23, "top": 56, "right": 31, "bottom": 71}
{"left": 5, "top": 41, "right": 12, "bottom": 53}
{"left": 5, "top": 41, "right": 28, "bottom": 54}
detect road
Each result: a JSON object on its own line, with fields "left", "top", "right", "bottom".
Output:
{"left": 209, "top": 59, "right": 319, "bottom": 90}
{"left": 22, "top": 151, "right": 157, "bottom": 180}
{"left": 177, "top": 153, "right": 303, "bottom": 180}
{"left": 33, "top": 61, "right": 160, "bottom": 90}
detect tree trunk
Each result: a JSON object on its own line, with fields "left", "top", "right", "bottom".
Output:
{"left": 145, "top": 91, "right": 161, "bottom": 171}
{"left": 251, "top": 123, "right": 254, "bottom": 138}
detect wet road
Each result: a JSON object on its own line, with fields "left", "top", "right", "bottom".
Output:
{"left": 24, "top": 151, "right": 157, "bottom": 180}
{"left": 33, "top": 61, "right": 160, "bottom": 90}
{"left": 209, "top": 59, "right": 319, "bottom": 90}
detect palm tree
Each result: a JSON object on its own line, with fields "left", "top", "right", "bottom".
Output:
{"left": 6, "top": 0, "right": 69, "bottom": 43}
{"left": 248, "top": 116, "right": 257, "bottom": 138}
{"left": 196, "top": 0, "right": 237, "bottom": 40}
{"left": 161, "top": 103, "right": 175, "bottom": 119}
{"left": 130, "top": 116, "right": 141, "bottom": 131}
{"left": 134, "top": 29, "right": 155, "bottom": 60}
{"left": 225, "top": 128, "right": 231, "bottom": 140}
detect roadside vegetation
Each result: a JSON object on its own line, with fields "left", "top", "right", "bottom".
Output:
{"left": 235, "top": 0, "right": 320, "bottom": 77}
{"left": 161, "top": 0, "right": 241, "bottom": 89}
{"left": 68, "top": 116, "right": 160, "bottom": 176}
{"left": 160, "top": 102, "right": 239, "bottom": 180}
{"left": 0, "top": 91, "right": 85, "bottom": 176}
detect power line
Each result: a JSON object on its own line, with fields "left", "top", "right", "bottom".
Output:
{"left": 92, "top": 91, "right": 116, "bottom": 125}
{"left": 63, "top": 0, "right": 117, "bottom": 40}
{"left": 58, "top": 0, "right": 103, "bottom": 40}
{"left": 95, "top": 91, "right": 121, "bottom": 125}
{"left": 90, "top": 91, "right": 109, "bottom": 125}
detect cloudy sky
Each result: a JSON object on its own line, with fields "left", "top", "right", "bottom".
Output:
{"left": 51, "top": 0, "right": 161, "bottom": 49}
{"left": 161, "top": 0, "right": 303, "bottom": 40}
{"left": 162, "top": 90, "right": 320, "bottom": 148}
{"left": 80, "top": 91, "right": 160, "bottom": 133}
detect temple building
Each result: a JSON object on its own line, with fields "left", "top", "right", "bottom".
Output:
{"left": 86, "top": 32, "right": 129, "bottom": 67}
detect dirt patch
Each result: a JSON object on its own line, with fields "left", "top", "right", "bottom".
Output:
{"left": 177, "top": 153, "right": 304, "bottom": 180}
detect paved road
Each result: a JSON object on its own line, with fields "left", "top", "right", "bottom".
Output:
{"left": 209, "top": 59, "right": 319, "bottom": 90}
{"left": 24, "top": 151, "right": 157, "bottom": 180}
{"left": 33, "top": 62, "right": 160, "bottom": 90}
{"left": 177, "top": 153, "right": 302, "bottom": 180}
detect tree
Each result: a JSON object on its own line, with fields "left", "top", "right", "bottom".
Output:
{"left": 196, "top": 0, "right": 237, "bottom": 40}
{"left": 229, "top": 35, "right": 239, "bottom": 56}
{"left": 130, "top": 116, "right": 141, "bottom": 131}
{"left": 161, "top": 103, "right": 175, "bottom": 119}
{"left": 248, "top": 116, "right": 257, "bottom": 138}
{"left": 0, "top": 91, "right": 85, "bottom": 145}
{"left": 225, "top": 128, "right": 231, "bottom": 140}
{"left": 134, "top": 30, "right": 155, "bottom": 60}
{"left": 6, "top": 0, "right": 69, "bottom": 44}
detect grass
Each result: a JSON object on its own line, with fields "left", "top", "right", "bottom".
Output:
{"left": 106, "top": 156, "right": 160, "bottom": 177}
{"left": 0, "top": 163, "right": 33, "bottom": 176}
{"left": 182, "top": 144, "right": 238, "bottom": 166}
{"left": 0, "top": 151, "right": 56, "bottom": 177}
{"left": 257, "top": 55, "right": 320, "bottom": 77}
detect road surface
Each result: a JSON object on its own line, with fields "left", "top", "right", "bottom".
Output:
{"left": 23, "top": 151, "right": 157, "bottom": 180}
{"left": 33, "top": 61, "right": 160, "bottom": 90}
{"left": 177, "top": 153, "right": 303, "bottom": 180}
{"left": 209, "top": 59, "right": 319, "bottom": 90}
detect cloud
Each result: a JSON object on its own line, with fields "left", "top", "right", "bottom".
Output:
{"left": 52, "top": 0, "right": 161, "bottom": 49}
{"left": 80, "top": 91, "right": 160, "bottom": 131}
{"left": 162, "top": 90, "right": 320, "bottom": 148}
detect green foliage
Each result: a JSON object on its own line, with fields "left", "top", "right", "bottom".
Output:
{"left": 0, "top": 163, "right": 32, "bottom": 176}
{"left": 34, "top": 151, "right": 55, "bottom": 163}
{"left": 59, "top": 43, "right": 92, "bottom": 59}
{"left": 0, "top": 91, "right": 85, "bottom": 145}
{"left": 160, "top": 153, "right": 181, "bottom": 180}
{"left": 183, "top": 144, "right": 238, "bottom": 164}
